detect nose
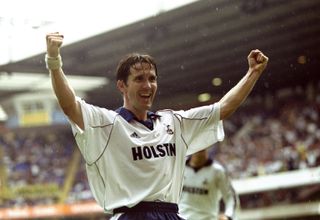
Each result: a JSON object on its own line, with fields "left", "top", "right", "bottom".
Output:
{"left": 142, "top": 79, "right": 152, "bottom": 89}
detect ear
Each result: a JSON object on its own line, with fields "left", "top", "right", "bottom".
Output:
{"left": 117, "top": 80, "right": 126, "bottom": 94}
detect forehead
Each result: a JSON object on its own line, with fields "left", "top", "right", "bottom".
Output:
{"left": 129, "top": 62, "right": 156, "bottom": 75}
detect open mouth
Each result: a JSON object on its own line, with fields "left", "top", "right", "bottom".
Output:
{"left": 140, "top": 93, "right": 152, "bottom": 98}
{"left": 139, "top": 93, "right": 152, "bottom": 102}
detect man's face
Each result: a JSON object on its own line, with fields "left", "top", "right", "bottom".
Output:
{"left": 121, "top": 62, "right": 157, "bottom": 113}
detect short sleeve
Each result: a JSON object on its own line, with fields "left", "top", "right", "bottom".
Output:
{"left": 68, "top": 97, "right": 117, "bottom": 163}
{"left": 175, "top": 103, "right": 224, "bottom": 155}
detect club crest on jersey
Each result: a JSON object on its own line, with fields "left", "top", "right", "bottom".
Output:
{"left": 165, "top": 124, "right": 174, "bottom": 135}
{"left": 202, "top": 179, "right": 208, "bottom": 185}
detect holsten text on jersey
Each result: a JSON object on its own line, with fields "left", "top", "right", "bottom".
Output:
{"left": 131, "top": 143, "right": 176, "bottom": 161}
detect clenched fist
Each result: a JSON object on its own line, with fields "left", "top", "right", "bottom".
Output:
{"left": 247, "top": 49, "right": 269, "bottom": 75}
{"left": 46, "top": 32, "right": 64, "bottom": 58}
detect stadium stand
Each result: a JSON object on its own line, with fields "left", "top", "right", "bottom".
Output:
{"left": 0, "top": 81, "right": 319, "bottom": 219}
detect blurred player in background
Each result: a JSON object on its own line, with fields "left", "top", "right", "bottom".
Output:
{"left": 179, "top": 149, "right": 239, "bottom": 220}
{"left": 45, "top": 32, "right": 267, "bottom": 220}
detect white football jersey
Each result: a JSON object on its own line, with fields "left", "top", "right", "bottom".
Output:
{"left": 179, "top": 160, "right": 237, "bottom": 220}
{"left": 69, "top": 97, "right": 224, "bottom": 215}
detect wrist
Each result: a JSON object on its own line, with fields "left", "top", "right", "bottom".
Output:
{"left": 45, "top": 54, "right": 63, "bottom": 70}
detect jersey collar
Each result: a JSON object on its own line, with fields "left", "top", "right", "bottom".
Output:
{"left": 115, "top": 107, "right": 160, "bottom": 130}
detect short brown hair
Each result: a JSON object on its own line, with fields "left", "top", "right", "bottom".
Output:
{"left": 116, "top": 53, "right": 157, "bottom": 83}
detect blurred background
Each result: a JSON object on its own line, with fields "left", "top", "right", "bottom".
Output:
{"left": 0, "top": 0, "right": 319, "bottom": 219}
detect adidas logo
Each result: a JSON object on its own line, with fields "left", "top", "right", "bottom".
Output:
{"left": 130, "top": 132, "right": 140, "bottom": 138}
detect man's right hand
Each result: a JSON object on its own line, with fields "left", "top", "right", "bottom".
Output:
{"left": 46, "top": 32, "right": 64, "bottom": 57}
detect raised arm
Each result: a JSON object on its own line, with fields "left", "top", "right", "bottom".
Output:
{"left": 219, "top": 49, "right": 268, "bottom": 120}
{"left": 46, "top": 32, "right": 84, "bottom": 129}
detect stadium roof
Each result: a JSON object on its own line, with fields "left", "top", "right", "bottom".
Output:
{"left": 0, "top": 0, "right": 319, "bottom": 110}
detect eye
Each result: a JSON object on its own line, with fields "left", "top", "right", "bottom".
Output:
{"left": 134, "top": 75, "right": 144, "bottom": 82}
{"left": 149, "top": 75, "right": 157, "bottom": 83}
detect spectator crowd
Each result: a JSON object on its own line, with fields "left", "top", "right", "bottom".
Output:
{"left": 0, "top": 83, "right": 319, "bottom": 208}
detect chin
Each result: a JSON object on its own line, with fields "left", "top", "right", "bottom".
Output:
{"left": 139, "top": 100, "right": 153, "bottom": 110}
{"left": 145, "top": 103, "right": 152, "bottom": 110}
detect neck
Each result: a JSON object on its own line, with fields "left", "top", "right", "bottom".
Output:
{"left": 123, "top": 105, "right": 148, "bottom": 121}
{"left": 133, "top": 110, "right": 148, "bottom": 121}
